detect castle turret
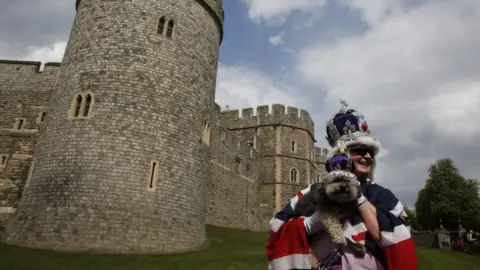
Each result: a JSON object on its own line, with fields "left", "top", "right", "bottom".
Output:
{"left": 219, "top": 104, "right": 318, "bottom": 218}
{"left": 4, "top": 0, "right": 223, "bottom": 253}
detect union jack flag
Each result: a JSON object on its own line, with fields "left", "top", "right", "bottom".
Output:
{"left": 266, "top": 181, "right": 418, "bottom": 270}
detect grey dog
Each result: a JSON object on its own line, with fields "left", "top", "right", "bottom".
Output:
{"left": 293, "top": 171, "right": 367, "bottom": 256}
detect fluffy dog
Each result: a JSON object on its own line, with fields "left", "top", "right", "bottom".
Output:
{"left": 293, "top": 171, "right": 366, "bottom": 255}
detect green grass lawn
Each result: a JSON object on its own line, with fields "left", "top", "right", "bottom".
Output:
{"left": 417, "top": 247, "right": 480, "bottom": 270}
{"left": 0, "top": 226, "right": 479, "bottom": 270}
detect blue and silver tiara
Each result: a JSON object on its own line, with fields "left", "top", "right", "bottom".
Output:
{"left": 325, "top": 99, "right": 381, "bottom": 157}
{"left": 325, "top": 153, "right": 355, "bottom": 173}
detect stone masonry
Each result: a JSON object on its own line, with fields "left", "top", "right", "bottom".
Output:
{"left": 0, "top": 0, "right": 329, "bottom": 254}
{"left": 220, "top": 105, "right": 328, "bottom": 224}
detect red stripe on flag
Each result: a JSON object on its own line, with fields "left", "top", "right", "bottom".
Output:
{"left": 352, "top": 231, "right": 367, "bottom": 242}
{"left": 384, "top": 238, "right": 418, "bottom": 270}
{"left": 266, "top": 217, "right": 310, "bottom": 261}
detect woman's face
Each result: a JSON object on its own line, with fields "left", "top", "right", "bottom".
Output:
{"left": 350, "top": 147, "right": 375, "bottom": 177}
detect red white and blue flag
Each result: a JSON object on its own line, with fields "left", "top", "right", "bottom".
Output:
{"left": 266, "top": 181, "right": 418, "bottom": 270}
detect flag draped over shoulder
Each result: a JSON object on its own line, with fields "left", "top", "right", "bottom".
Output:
{"left": 266, "top": 182, "right": 418, "bottom": 270}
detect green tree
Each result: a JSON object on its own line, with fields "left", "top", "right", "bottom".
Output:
{"left": 404, "top": 205, "right": 421, "bottom": 231}
{"left": 415, "top": 158, "right": 480, "bottom": 230}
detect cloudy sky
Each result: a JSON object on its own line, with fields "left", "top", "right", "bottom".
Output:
{"left": 1, "top": 0, "right": 480, "bottom": 207}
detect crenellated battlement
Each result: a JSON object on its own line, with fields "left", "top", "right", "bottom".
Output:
{"left": 0, "top": 60, "right": 62, "bottom": 73}
{"left": 0, "top": 60, "right": 62, "bottom": 93}
{"left": 219, "top": 104, "right": 315, "bottom": 136}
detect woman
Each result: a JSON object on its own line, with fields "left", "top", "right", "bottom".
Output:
{"left": 266, "top": 105, "right": 418, "bottom": 270}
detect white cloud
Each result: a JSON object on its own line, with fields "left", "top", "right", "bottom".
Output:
{"left": 293, "top": 0, "right": 480, "bottom": 194}
{"left": 428, "top": 83, "right": 480, "bottom": 141}
{"left": 338, "top": 0, "right": 405, "bottom": 26}
{"left": 268, "top": 32, "right": 285, "bottom": 46}
{"left": 21, "top": 41, "right": 67, "bottom": 63}
{"left": 241, "top": 0, "right": 327, "bottom": 25}
{"left": 215, "top": 63, "right": 310, "bottom": 112}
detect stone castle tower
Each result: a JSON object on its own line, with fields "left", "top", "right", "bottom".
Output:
{"left": 219, "top": 105, "right": 328, "bottom": 219}
{"left": 3, "top": 0, "right": 224, "bottom": 253}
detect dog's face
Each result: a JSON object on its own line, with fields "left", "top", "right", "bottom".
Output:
{"left": 323, "top": 171, "right": 358, "bottom": 204}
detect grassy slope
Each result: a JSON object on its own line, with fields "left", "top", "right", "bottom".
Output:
{"left": 0, "top": 226, "right": 479, "bottom": 270}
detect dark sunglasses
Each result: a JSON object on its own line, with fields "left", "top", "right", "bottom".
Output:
{"left": 350, "top": 148, "right": 375, "bottom": 157}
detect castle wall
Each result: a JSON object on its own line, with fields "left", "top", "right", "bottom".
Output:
{"left": 0, "top": 61, "right": 60, "bottom": 222}
{"left": 0, "top": 61, "right": 331, "bottom": 237}
{"left": 274, "top": 125, "right": 317, "bottom": 211}
{"left": 225, "top": 125, "right": 276, "bottom": 223}
{"left": 206, "top": 122, "right": 261, "bottom": 230}
{"left": 219, "top": 105, "right": 323, "bottom": 219}
{"left": 314, "top": 146, "right": 329, "bottom": 183}
{"left": 278, "top": 126, "right": 315, "bottom": 184}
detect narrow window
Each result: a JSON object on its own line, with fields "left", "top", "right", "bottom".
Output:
{"left": 235, "top": 157, "right": 241, "bottom": 173}
{"left": 246, "top": 163, "right": 251, "bottom": 176}
{"left": 14, "top": 118, "right": 26, "bottom": 129}
{"left": 316, "top": 174, "right": 320, "bottom": 183}
{"left": 157, "top": 17, "right": 166, "bottom": 35}
{"left": 0, "top": 155, "right": 7, "bottom": 171}
{"left": 84, "top": 94, "right": 92, "bottom": 117}
{"left": 74, "top": 94, "right": 83, "bottom": 117}
{"left": 40, "top": 112, "right": 46, "bottom": 122}
{"left": 148, "top": 160, "right": 159, "bottom": 191}
{"left": 291, "top": 141, "right": 296, "bottom": 152}
{"left": 166, "top": 20, "right": 174, "bottom": 38}
{"left": 202, "top": 120, "right": 210, "bottom": 145}
{"left": 26, "top": 158, "right": 36, "bottom": 188}
{"left": 290, "top": 168, "right": 298, "bottom": 182}
{"left": 149, "top": 162, "right": 157, "bottom": 188}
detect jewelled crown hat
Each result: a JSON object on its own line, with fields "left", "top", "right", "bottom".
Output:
{"left": 325, "top": 99, "right": 381, "bottom": 159}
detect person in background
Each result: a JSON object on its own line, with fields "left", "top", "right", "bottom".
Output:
{"left": 466, "top": 230, "right": 476, "bottom": 243}
{"left": 266, "top": 102, "right": 418, "bottom": 270}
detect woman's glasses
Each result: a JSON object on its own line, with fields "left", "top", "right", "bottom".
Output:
{"left": 350, "top": 147, "right": 375, "bottom": 158}
{"left": 325, "top": 147, "right": 375, "bottom": 173}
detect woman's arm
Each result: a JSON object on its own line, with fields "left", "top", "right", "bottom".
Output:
{"left": 358, "top": 200, "right": 381, "bottom": 242}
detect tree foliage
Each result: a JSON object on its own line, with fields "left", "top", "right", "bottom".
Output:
{"left": 404, "top": 205, "right": 421, "bottom": 231}
{"left": 415, "top": 158, "right": 480, "bottom": 230}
